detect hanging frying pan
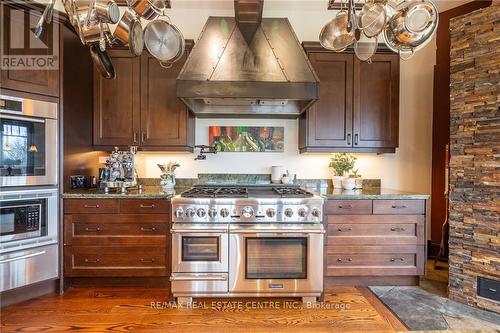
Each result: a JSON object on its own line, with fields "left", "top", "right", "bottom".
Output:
{"left": 90, "top": 44, "right": 116, "bottom": 79}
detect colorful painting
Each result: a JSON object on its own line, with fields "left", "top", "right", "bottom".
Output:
{"left": 209, "top": 126, "right": 284, "bottom": 152}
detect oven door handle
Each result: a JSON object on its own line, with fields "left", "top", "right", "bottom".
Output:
{"left": 170, "top": 274, "right": 228, "bottom": 281}
{"left": 0, "top": 113, "right": 45, "bottom": 123}
{"left": 170, "top": 229, "right": 228, "bottom": 234}
{"left": 0, "top": 250, "right": 46, "bottom": 264}
{"left": 230, "top": 229, "right": 325, "bottom": 235}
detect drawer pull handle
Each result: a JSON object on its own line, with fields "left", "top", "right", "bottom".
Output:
{"left": 337, "top": 258, "right": 353, "bottom": 262}
{"left": 84, "top": 204, "right": 100, "bottom": 208}
{"left": 140, "top": 227, "right": 156, "bottom": 232}
{"left": 140, "top": 204, "right": 155, "bottom": 208}
{"left": 84, "top": 227, "right": 101, "bottom": 232}
{"left": 337, "top": 227, "right": 352, "bottom": 232}
{"left": 140, "top": 258, "right": 155, "bottom": 263}
{"left": 488, "top": 288, "right": 497, "bottom": 292}
{"left": 390, "top": 227, "right": 406, "bottom": 232}
{"left": 84, "top": 258, "right": 100, "bottom": 263}
{"left": 391, "top": 205, "right": 407, "bottom": 209}
{"left": 390, "top": 258, "right": 405, "bottom": 262}
{"left": 338, "top": 205, "right": 352, "bottom": 209}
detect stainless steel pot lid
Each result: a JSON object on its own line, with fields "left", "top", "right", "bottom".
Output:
{"left": 144, "top": 20, "right": 183, "bottom": 62}
{"left": 404, "top": 1, "right": 436, "bottom": 33}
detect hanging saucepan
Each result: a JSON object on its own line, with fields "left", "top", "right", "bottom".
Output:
{"left": 113, "top": 9, "right": 144, "bottom": 57}
{"left": 319, "top": 4, "right": 355, "bottom": 51}
{"left": 144, "top": 15, "right": 185, "bottom": 68}
{"left": 90, "top": 44, "right": 116, "bottom": 79}
{"left": 94, "top": 0, "right": 120, "bottom": 24}
{"left": 127, "top": 0, "right": 166, "bottom": 20}
{"left": 383, "top": 0, "right": 438, "bottom": 59}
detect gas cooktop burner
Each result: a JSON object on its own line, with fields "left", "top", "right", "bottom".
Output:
{"left": 181, "top": 187, "right": 249, "bottom": 198}
{"left": 273, "top": 187, "right": 314, "bottom": 198}
{"left": 180, "top": 185, "right": 315, "bottom": 199}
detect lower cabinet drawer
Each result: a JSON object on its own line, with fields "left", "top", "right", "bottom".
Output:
{"left": 65, "top": 223, "right": 167, "bottom": 246}
{"left": 64, "top": 246, "right": 168, "bottom": 277}
{"left": 373, "top": 200, "right": 425, "bottom": 215}
{"left": 170, "top": 273, "right": 228, "bottom": 294}
{"left": 326, "top": 245, "right": 425, "bottom": 277}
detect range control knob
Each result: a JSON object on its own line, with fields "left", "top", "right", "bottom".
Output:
{"left": 311, "top": 208, "right": 321, "bottom": 218}
{"left": 220, "top": 208, "right": 230, "bottom": 218}
{"left": 298, "top": 208, "right": 307, "bottom": 217}
{"left": 175, "top": 208, "right": 184, "bottom": 218}
{"left": 185, "top": 208, "right": 195, "bottom": 218}
{"left": 241, "top": 206, "right": 254, "bottom": 218}
{"left": 208, "top": 208, "right": 218, "bottom": 218}
{"left": 266, "top": 208, "right": 276, "bottom": 218}
{"left": 197, "top": 208, "right": 206, "bottom": 218}
{"left": 284, "top": 208, "right": 294, "bottom": 218}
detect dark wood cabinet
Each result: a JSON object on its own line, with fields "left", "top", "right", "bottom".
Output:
{"left": 93, "top": 42, "right": 195, "bottom": 151}
{"left": 63, "top": 198, "right": 170, "bottom": 278}
{"left": 324, "top": 198, "right": 427, "bottom": 287}
{"left": 0, "top": 3, "right": 60, "bottom": 97}
{"left": 140, "top": 50, "right": 194, "bottom": 150}
{"left": 93, "top": 50, "right": 140, "bottom": 146}
{"left": 300, "top": 52, "right": 353, "bottom": 149}
{"left": 300, "top": 42, "right": 399, "bottom": 153}
{"left": 353, "top": 54, "right": 399, "bottom": 149}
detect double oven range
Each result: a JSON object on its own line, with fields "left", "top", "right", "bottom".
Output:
{"left": 0, "top": 94, "right": 59, "bottom": 292}
{"left": 170, "top": 185, "right": 324, "bottom": 304}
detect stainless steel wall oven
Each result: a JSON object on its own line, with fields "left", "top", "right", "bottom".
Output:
{"left": 1, "top": 95, "right": 58, "bottom": 187}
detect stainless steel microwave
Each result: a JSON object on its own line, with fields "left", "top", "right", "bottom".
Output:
{"left": 0, "top": 95, "right": 58, "bottom": 187}
{"left": 0, "top": 188, "right": 58, "bottom": 250}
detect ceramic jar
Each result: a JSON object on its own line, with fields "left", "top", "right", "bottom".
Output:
{"left": 332, "top": 175, "right": 345, "bottom": 189}
{"left": 341, "top": 178, "right": 356, "bottom": 190}
{"left": 160, "top": 171, "right": 176, "bottom": 194}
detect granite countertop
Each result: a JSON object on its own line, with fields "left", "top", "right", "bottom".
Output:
{"left": 62, "top": 185, "right": 429, "bottom": 200}
{"left": 61, "top": 186, "right": 191, "bottom": 199}
{"left": 317, "top": 188, "right": 430, "bottom": 200}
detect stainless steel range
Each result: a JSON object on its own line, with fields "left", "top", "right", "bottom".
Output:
{"left": 170, "top": 185, "right": 324, "bottom": 304}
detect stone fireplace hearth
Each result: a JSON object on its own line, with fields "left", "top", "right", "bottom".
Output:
{"left": 448, "top": 3, "right": 499, "bottom": 313}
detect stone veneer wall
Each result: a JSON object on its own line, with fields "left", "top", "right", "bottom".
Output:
{"left": 448, "top": 3, "right": 499, "bottom": 313}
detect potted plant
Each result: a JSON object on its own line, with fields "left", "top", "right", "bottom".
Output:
{"left": 328, "top": 153, "right": 356, "bottom": 189}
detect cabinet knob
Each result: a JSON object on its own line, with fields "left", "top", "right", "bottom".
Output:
{"left": 84, "top": 227, "right": 101, "bottom": 232}
{"left": 390, "top": 227, "right": 406, "bottom": 232}
{"left": 347, "top": 133, "right": 352, "bottom": 145}
{"left": 391, "top": 205, "right": 407, "bottom": 209}
{"left": 141, "top": 132, "right": 146, "bottom": 143}
{"left": 337, "top": 227, "right": 352, "bottom": 232}
{"left": 140, "top": 227, "right": 156, "bottom": 232}
{"left": 354, "top": 134, "right": 359, "bottom": 146}
{"left": 390, "top": 257, "right": 405, "bottom": 262}
{"left": 133, "top": 132, "right": 138, "bottom": 143}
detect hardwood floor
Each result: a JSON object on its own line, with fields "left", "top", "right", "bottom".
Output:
{"left": 1, "top": 287, "right": 407, "bottom": 332}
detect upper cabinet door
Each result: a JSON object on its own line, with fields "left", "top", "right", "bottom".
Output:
{"left": 139, "top": 49, "right": 193, "bottom": 150}
{"left": 304, "top": 52, "right": 353, "bottom": 149}
{"left": 353, "top": 54, "right": 399, "bottom": 149}
{"left": 0, "top": 5, "right": 60, "bottom": 97}
{"left": 93, "top": 50, "right": 140, "bottom": 147}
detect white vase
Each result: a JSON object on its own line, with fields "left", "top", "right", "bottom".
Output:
{"left": 332, "top": 176, "right": 345, "bottom": 189}
{"left": 342, "top": 178, "right": 356, "bottom": 190}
